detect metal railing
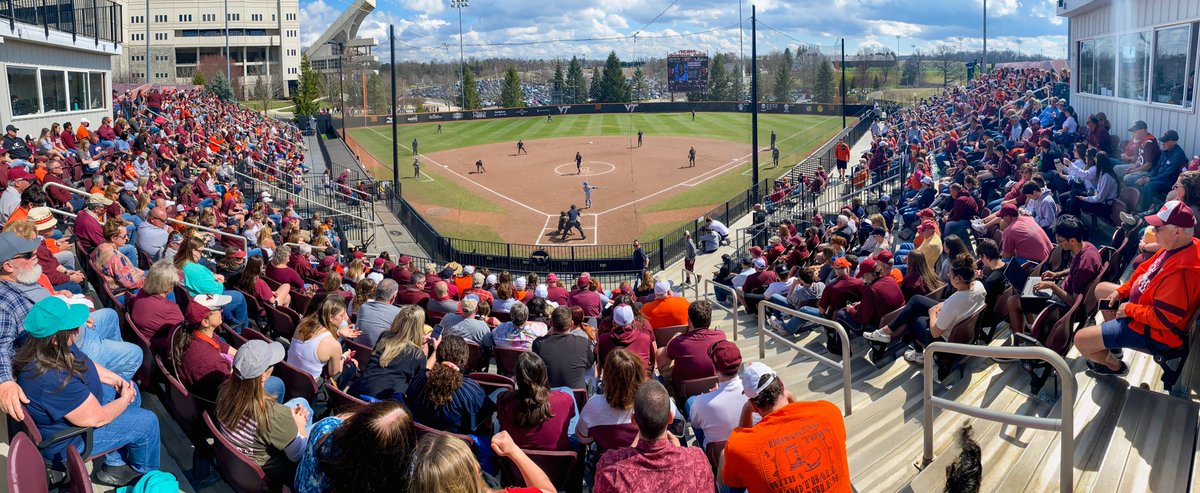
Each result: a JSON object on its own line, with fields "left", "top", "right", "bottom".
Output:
{"left": 167, "top": 217, "right": 248, "bottom": 252}
{"left": 756, "top": 300, "right": 852, "bottom": 416}
{"left": 698, "top": 277, "right": 740, "bottom": 341}
{"left": 921, "top": 342, "right": 1074, "bottom": 493}
{"left": 2, "top": 0, "right": 123, "bottom": 45}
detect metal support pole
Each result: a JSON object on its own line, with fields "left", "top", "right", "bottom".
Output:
{"left": 982, "top": 0, "right": 988, "bottom": 72}
{"left": 750, "top": 6, "right": 759, "bottom": 204}
{"left": 224, "top": 0, "right": 230, "bottom": 79}
{"left": 840, "top": 38, "right": 846, "bottom": 129}
{"left": 144, "top": 0, "right": 149, "bottom": 83}
{"left": 390, "top": 25, "right": 399, "bottom": 192}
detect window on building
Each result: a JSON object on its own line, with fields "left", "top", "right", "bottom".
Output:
{"left": 1152, "top": 24, "right": 1195, "bottom": 106}
{"left": 1078, "top": 40, "right": 1095, "bottom": 95}
{"left": 41, "top": 70, "right": 67, "bottom": 113}
{"left": 1118, "top": 32, "right": 1150, "bottom": 101}
{"left": 7, "top": 67, "right": 39, "bottom": 116}
{"left": 155, "top": 33, "right": 168, "bottom": 40}
{"left": 67, "top": 71, "right": 87, "bottom": 111}
{"left": 1095, "top": 37, "right": 1116, "bottom": 97}
{"left": 88, "top": 72, "right": 106, "bottom": 109}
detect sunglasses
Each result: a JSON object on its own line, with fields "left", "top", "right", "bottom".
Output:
{"left": 10, "top": 251, "right": 35, "bottom": 261}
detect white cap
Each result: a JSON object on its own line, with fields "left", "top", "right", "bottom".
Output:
{"left": 463, "top": 265, "right": 475, "bottom": 275}
{"left": 485, "top": 274, "right": 497, "bottom": 285}
{"left": 514, "top": 277, "right": 527, "bottom": 289}
{"left": 752, "top": 258, "right": 767, "bottom": 269}
{"left": 193, "top": 293, "right": 232, "bottom": 310}
{"left": 613, "top": 304, "right": 634, "bottom": 326}
{"left": 653, "top": 279, "right": 672, "bottom": 296}
{"left": 535, "top": 284, "right": 549, "bottom": 299}
{"left": 740, "top": 362, "right": 778, "bottom": 398}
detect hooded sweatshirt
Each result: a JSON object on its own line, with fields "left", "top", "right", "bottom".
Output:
{"left": 597, "top": 317, "right": 656, "bottom": 377}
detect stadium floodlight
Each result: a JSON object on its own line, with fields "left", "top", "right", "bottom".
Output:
{"left": 450, "top": 0, "right": 469, "bottom": 111}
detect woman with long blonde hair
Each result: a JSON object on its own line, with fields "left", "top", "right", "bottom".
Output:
{"left": 349, "top": 305, "right": 432, "bottom": 399}
{"left": 408, "top": 432, "right": 554, "bottom": 493}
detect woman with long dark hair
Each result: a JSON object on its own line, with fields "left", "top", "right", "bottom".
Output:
{"left": 403, "top": 335, "right": 488, "bottom": 435}
{"left": 294, "top": 401, "right": 417, "bottom": 493}
{"left": 496, "top": 352, "right": 576, "bottom": 451}
{"left": 239, "top": 254, "right": 292, "bottom": 308}
{"left": 287, "top": 296, "right": 360, "bottom": 385}
{"left": 175, "top": 235, "right": 250, "bottom": 330}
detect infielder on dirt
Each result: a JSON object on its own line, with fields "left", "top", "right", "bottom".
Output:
{"left": 582, "top": 181, "right": 600, "bottom": 208}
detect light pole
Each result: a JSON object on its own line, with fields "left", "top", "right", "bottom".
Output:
{"left": 144, "top": 0, "right": 149, "bottom": 84}
{"left": 224, "top": 0, "right": 231, "bottom": 79}
{"left": 450, "top": 0, "right": 468, "bottom": 111}
{"left": 982, "top": 0, "right": 988, "bottom": 71}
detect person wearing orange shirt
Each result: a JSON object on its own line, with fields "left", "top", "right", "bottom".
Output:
{"left": 723, "top": 362, "right": 850, "bottom": 493}
{"left": 640, "top": 280, "right": 689, "bottom": 329}
{"left": 75, "top": 117, "right": 91, "bottom": 143}
{"left": 834, "top": 138, "right": 851, "bottom": 182}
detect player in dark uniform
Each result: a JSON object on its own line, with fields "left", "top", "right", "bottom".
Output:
{"left": 575, "top": 152, "right": 583, "bottom": 174}
{"left": 563, "top": 205, "right": 585, "bottom": 240}
{"left": 517, "top": 140, "right": 527, "bottom": 155}
{"left": 412, "top": 137, "right": 418, "bottom": 155}
{"left": 772, "top": 147, "right": 780, "bottom": 168}
{"left": 555, "top": 211, "right": 568, "bottom": 237}
{"left": 475, "top": 159, "right": 485, "bottom": 173}
{"left": 637, "top": 130, "right": 643, "bottom": 147}
{"left": 413, "top": 158, "right": 420, "bottom": 178}
{"left": 770, "top": 130, "right": 776, "bottom": 149}
{"left": 436, "top": 124, "right": 442, "bottom": 133}
{"left": 688, "top": 146, "right": 696, "bottom": 167}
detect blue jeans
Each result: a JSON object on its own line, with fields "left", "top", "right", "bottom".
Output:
{"left": 117, "top": 244, "right": 137, "bottom": 265}
{"left": 93, "top": 382, "right": 161, "bottom": 473}
{"left": 198, "top": 198, "right": 214, "bottom": 209}
{"left": 221, "top": 289, "right": 249, "bottom": 331}
{"left": 120, "top": 213, "right": 141, "bottom": 243}
{"left": 54, "top": 281, "right": 83, "bottom": 294}
{"left": 264, "top": 376, "right": 286, "bottom": 404}
{"left": 943, "top": 219, "right": 974, "bottom": 246}
{"left": 77, "top": 308, "right": 142, "bottom": 380}
{"left": 785, "top": 306, "right": 823, "bottom": 334}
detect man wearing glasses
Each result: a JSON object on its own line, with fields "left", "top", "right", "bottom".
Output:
{"left": 1074, "top": 201, "right": 1200, "bottom": 376}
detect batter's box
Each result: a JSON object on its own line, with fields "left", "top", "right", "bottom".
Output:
{"left": 536, "top": 213, "right": 599, "bottom": 245}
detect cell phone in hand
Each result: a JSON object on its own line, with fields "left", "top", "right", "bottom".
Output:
{"left": 1099, "top": 299, "right": 1117, "bottom": 311}
{"left": 431, "top": 324, "right": 444, "bottom": 339}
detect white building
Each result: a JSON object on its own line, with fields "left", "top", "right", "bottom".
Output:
{"left": 1059, "top": 0, "right": 1199, "bottom": 148}
{"left": 118, "top": 0, "right": 301, "bottom": 96}
{"left": 301, "top": 0, "right": 376, "bottom": 76}
{"left": 1, "top": 0, "right": 121, "bottom": 132}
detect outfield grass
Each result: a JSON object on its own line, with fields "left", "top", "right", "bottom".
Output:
{"left": 356, "top": 127, "right": 506, "bottom": 213}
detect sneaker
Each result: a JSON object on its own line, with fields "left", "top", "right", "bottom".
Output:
{"left": 768, "top": 316, "right": 785, "bottom": 334}
{"left": 1120, "top": 212, "right": 1138, "bottom": 226}
{"left": 971, "top": 218, "right": 986, "bottom": 234}
{"left": 1086, "top": 360, "right": 1129, "bottom": 376}
{"left": 94, "top": 464, "right": 143, "bottom": 487}
{"left": 1110, "top": 348, "right": 1125, "bottom": 359}
{"left": 863, "top": 329, "right": 892, "bottom": 344}
{"left": 903, "top": 349, "right": 925, "bottom": 364}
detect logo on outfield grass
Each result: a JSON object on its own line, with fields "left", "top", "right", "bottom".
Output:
{"left": 557, "top": 106, "right": 571, "bottom": 114}
{"left": 624, "top": 104, "right": 639, "bottom": 113}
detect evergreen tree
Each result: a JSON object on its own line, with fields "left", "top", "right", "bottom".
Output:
{"left": 500, "top": 66, "right": 524, "bottom": 108}
{"left": 566, "top": 56, "right": 585, "bottom": 104}
{"left": 367, "top": 73, "right": 389, "bottom": 113}
{"left": 814, "top": 59, "right": 835, "bottom": 103}
{"left": 630, "top": 66, "right": 647, "bottom": 101}
{"left": 772, "top": 47, "right": 795, "bottom": 103}
{"left": 292, "top": 55, "right": 322, "bottom": 116}
{"left": 207, "top": 72, "right": 234, "bottom": 101}
{"left": 192, "top": 71, "right": 206, "bottom": 87}
{"left": 599, "top": 51, "right": 629, "bottom": 103}
{"left": 901, "top": 52, "right": 923, "bottom": 86}
{"left": 588, "top": 67, "right": 602, "bottom": 102}
{"left": 708, "top": 53, "right": 736, "bottom": 101}
{"left": 552, "top": 61, "right": 565, "bottom": 104}
{"left": 461, "top": 67, "right": 481, "bottom": 110}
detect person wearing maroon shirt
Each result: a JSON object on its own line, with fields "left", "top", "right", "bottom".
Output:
{"left": 288, "top": 245, "right": 319, "bottom": 281}
{"left": 34, "top": 232, "right": 82, "bottom": 293}
{"left": 495, "top": 352, "right": 577, "bottom": 451}
{"left": 598, "top": 303, "right": 657, "bottom": 378}
{"left": 834, "top": 258, "right": 904, "bottom": 353}
{"left": 658, "top": 300, "right": 726, "bottom": 390}
{"left": 1005, "top": 214, "right": 1103, "bottom": 333}
{"left": 59, "top": 123, "right": 77, "bottom": 152}
{"left": 545, "top": 273, "right": 569, "bottom": 306}
{"left": 40, "top": 159, "right": 75, "bottom": 211}
{"left": 942, "top": 183, "right": 981, "bottom": 244}
{"left": 818, "top": 257, "right": 864, "bottom": 318}
{"left": 396, "top": 275, "right": 431, "bottom": 308}
{"left": 388, "top": 255, "right": 413, "bottom": 284}
{"left": 127, "top": 262, "right": 185, "bottom": 353}
{"left": 266, "top": 246, "right": 305, "bottom": 290}
{"left": 740, "top": 257, "right": 779, "bottom": 313}
{"left": 73, "top": 194, "right": 109, "bottom": 253}
{"left": 567, "top": 276, "right": 602, "bottom": 317}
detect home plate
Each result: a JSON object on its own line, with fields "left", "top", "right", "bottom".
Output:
{"left": 589, "top": 141, "right": 594, "bottom": 144}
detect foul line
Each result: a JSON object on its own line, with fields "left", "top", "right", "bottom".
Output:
{"left": 370, "top": 127, "right": 550, "bottom": 216}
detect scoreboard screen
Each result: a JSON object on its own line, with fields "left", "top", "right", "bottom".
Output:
{"left": 667, "top": 53, "right": 709, "bottom": 93}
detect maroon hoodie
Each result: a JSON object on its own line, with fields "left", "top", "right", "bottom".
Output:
{"left": 597, "top": 317, "right": 655, "bottom": 377}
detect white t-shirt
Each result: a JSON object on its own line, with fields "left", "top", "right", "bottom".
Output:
{"left": 575, "top": 394, "right": 680, "bottom": 445}
{"left": 688, "top": 378, "right": 759, "bottom": 445}
{"left": 763, "top": 278, "right": 797, "bottom": 299}
{"left": 936, "top": 280, "right": 986, "bottom": 334}
{"left": 707, "top": 220, "right": 729, "bottom": 236}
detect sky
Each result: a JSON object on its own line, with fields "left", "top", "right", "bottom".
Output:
{"left": 298, "top": 0, "right": 1068, "bottom": 62}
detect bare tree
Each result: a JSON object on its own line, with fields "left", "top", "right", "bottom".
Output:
{"left": 931, "top": 45, "right": 959, "bottom": 88}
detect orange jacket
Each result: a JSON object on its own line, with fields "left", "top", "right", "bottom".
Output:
{"left": 835, "top": 142, "right": 851, "bottom": 161}
{"left": 1116, "top": 238, "right": 1200, "bottom": 348}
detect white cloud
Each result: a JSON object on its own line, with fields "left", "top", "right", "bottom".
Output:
{"left": 403, "top": 0, "right": 445, "bottom": 15}
{"left": 299, "top": 0, "right": 337, "bottom": 48}
{"left": 872, "top": 20, "right": 925, "bottom": 38}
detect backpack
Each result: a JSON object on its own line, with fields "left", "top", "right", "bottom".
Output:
{"left": 114, "top": 471, "right": 180, "bottom": 493}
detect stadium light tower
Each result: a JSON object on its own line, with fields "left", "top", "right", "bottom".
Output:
{"left": 451, "top": 0, "right": 469, "bottom": 111}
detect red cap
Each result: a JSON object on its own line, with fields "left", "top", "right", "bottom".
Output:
{"left": 1145, "top": 200, "right": 1197, "bottom": 228}
{"left": 749, "top": 246, "right": 763, "bottom": 256}
{"left": 6, "top": 167, "right": 34, "bottom": 181}
{"left": 876, "top": 249, "right": 894, "bottom": 263}
{"left": 998, "top": 203, "right": 1019, "bottom": 218}
{"left": 918, "top": 208, "right": 936, "bottom": 218}
{"left": 857, "top": 258, "right": 878, "bottom": 277}
{"left": 398, "top": 255, "right": 411, "bottom": 265}
{"left": 918, "top": 220, "right": 938, "bottom": 232}
{"left": 353, "top": 251, "right": 365, "bottom": 259}
{"left": 708, "top": 340, "right": 742, "bottom": 375}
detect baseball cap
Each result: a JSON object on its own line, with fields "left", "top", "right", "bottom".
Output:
{"left": 546, "top": 273, "right": 558, "bottom": 283}
{"left": 613, "top": 304, "right": 634, "bottom": 326}
{"left": 833, "top": 257, "right": 852, "bottom": 269}
{"left": 748, "top": 246, "right": 763, "bottom": 256}
{"left": 24, "top": 296, "right": 90, "bottom": 339}
{"left": 535, "top": 284, "right": 549, "bottom": 299}
{"left": 918, "top": 220, "right": 938, "bottom": 233}
{"left": 769, "top": 236, "right": 781, "bottom": 245}
{"left": 28, "top": 207, "right": 56, "bottom": 232}
{"left": 876, "top": 249, "right": 894, "bottom": 264}
{"left": 857, "top": 258, "right": 878, "bottom": 278}
{"left": 186, "top": 294, "right": 232, "bottom": 324}
{"left": 740, "top": 361, "right": 778, "bottom": 398}
{"left": 0, "top": 231, "right": 41, "bottom": 263}
{"left": 879, "top": 194, "right": 891, "bottom": 203}
{"left": 918, "top": 208, "right": 936, "bottom": 219}
{"left": 460, "top": 295, "right": 479, "bottom": 313}
{"left": 462, "top": 265, "right": 475, "bottom": 275}
{"left": 87, "top": 193, "right": 113, "bottom": 206}
{"left": 753, "top": 258, "right": 767, "bottom": 269}
{"left": 232, "top": 340, "right": 286, "bottom": 379}
{"left": 921, "top": 176, "right": 934, "bottom": 185}
{"left": 373, "top": 257, "right": 387, "bottom": 269}
{"left": 998, "top": 203, "right": 1019, "bottom": 218}
{"left": 1145, "top": 200, "right": 1197, "bottom": 228}
{"left": 398, "top": 255, "right": 411, "bottom": 265}
{"left": 78, "top": 117, "right": 89, "bottom": 125}
{"left": 4, "top": 124, "right": 17, "bottom": 132}
{"left": 1162, "top": 130, "right": 1180, "bottom": 142}
{"left": 225, "top": 246, "right": 246, "bottom": 259}
{"left": 485, "top": 274, "right": 497, "bottom": 285}
{"left": 514, "top": 277, "right": 527, "bottom": 289}
{"left": 1129, "top": 120, "right": 1148, "bottom": 132}
{"left": 472, "top": 272, "right": 485, "bottom": 286}
{"left": 653, "top": 279, "right": 672, "bottom": 296}
{"left": 6, "top": 167, "right": 33, "bottom": 182}
{"left": 319, "top": 255, "right": 336, "bottom": 269}
{"left": 708, "top": 340, "right": 742, "bottom": 375}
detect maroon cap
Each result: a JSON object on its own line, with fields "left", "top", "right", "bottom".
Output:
{"left": 857, "top": 258, "right": 878, "bottom": 278}
{"left": 748, "top": 246, "right": 764, "bottom": 256}
{"left": 876, "top": 249, "right": 894, "bottom": 264}
{"left": 6, "top": 167, "right": 33, "bottom": 181}
{"left": 708, "top": 340, "right": 742, "bottom": 375}
{"left": 998, "top": 203, "right": 1020, "bottom": 218}
{"left": 319, "top": 255, "right": 336, "bottom": 269}
{"left": 1145, "top": 200, "right": 1197, "bottom": 228}
{"left": 398, "top": 255, "right": 411, "bottom": 265}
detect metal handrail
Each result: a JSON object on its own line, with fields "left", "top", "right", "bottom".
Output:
{"left": 167, "top": 217, "right": 248, "bottom": 251}
{"left": 232, "top": 170, "right": 378, "bottom": 224}
{"left": 699, "top": 277, "right": 740, "bottom": 341}
{"left": 756, "top": 300, "right": 852, "bottom": 416}
{"left": 921, "top": 342, "right": 1074, "bottom": 493}
{"left": 42, "top": 181, "right": 92, "bottom": 199}
{"left": 47, "top": 207, "right": 77, "bottom": 219}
